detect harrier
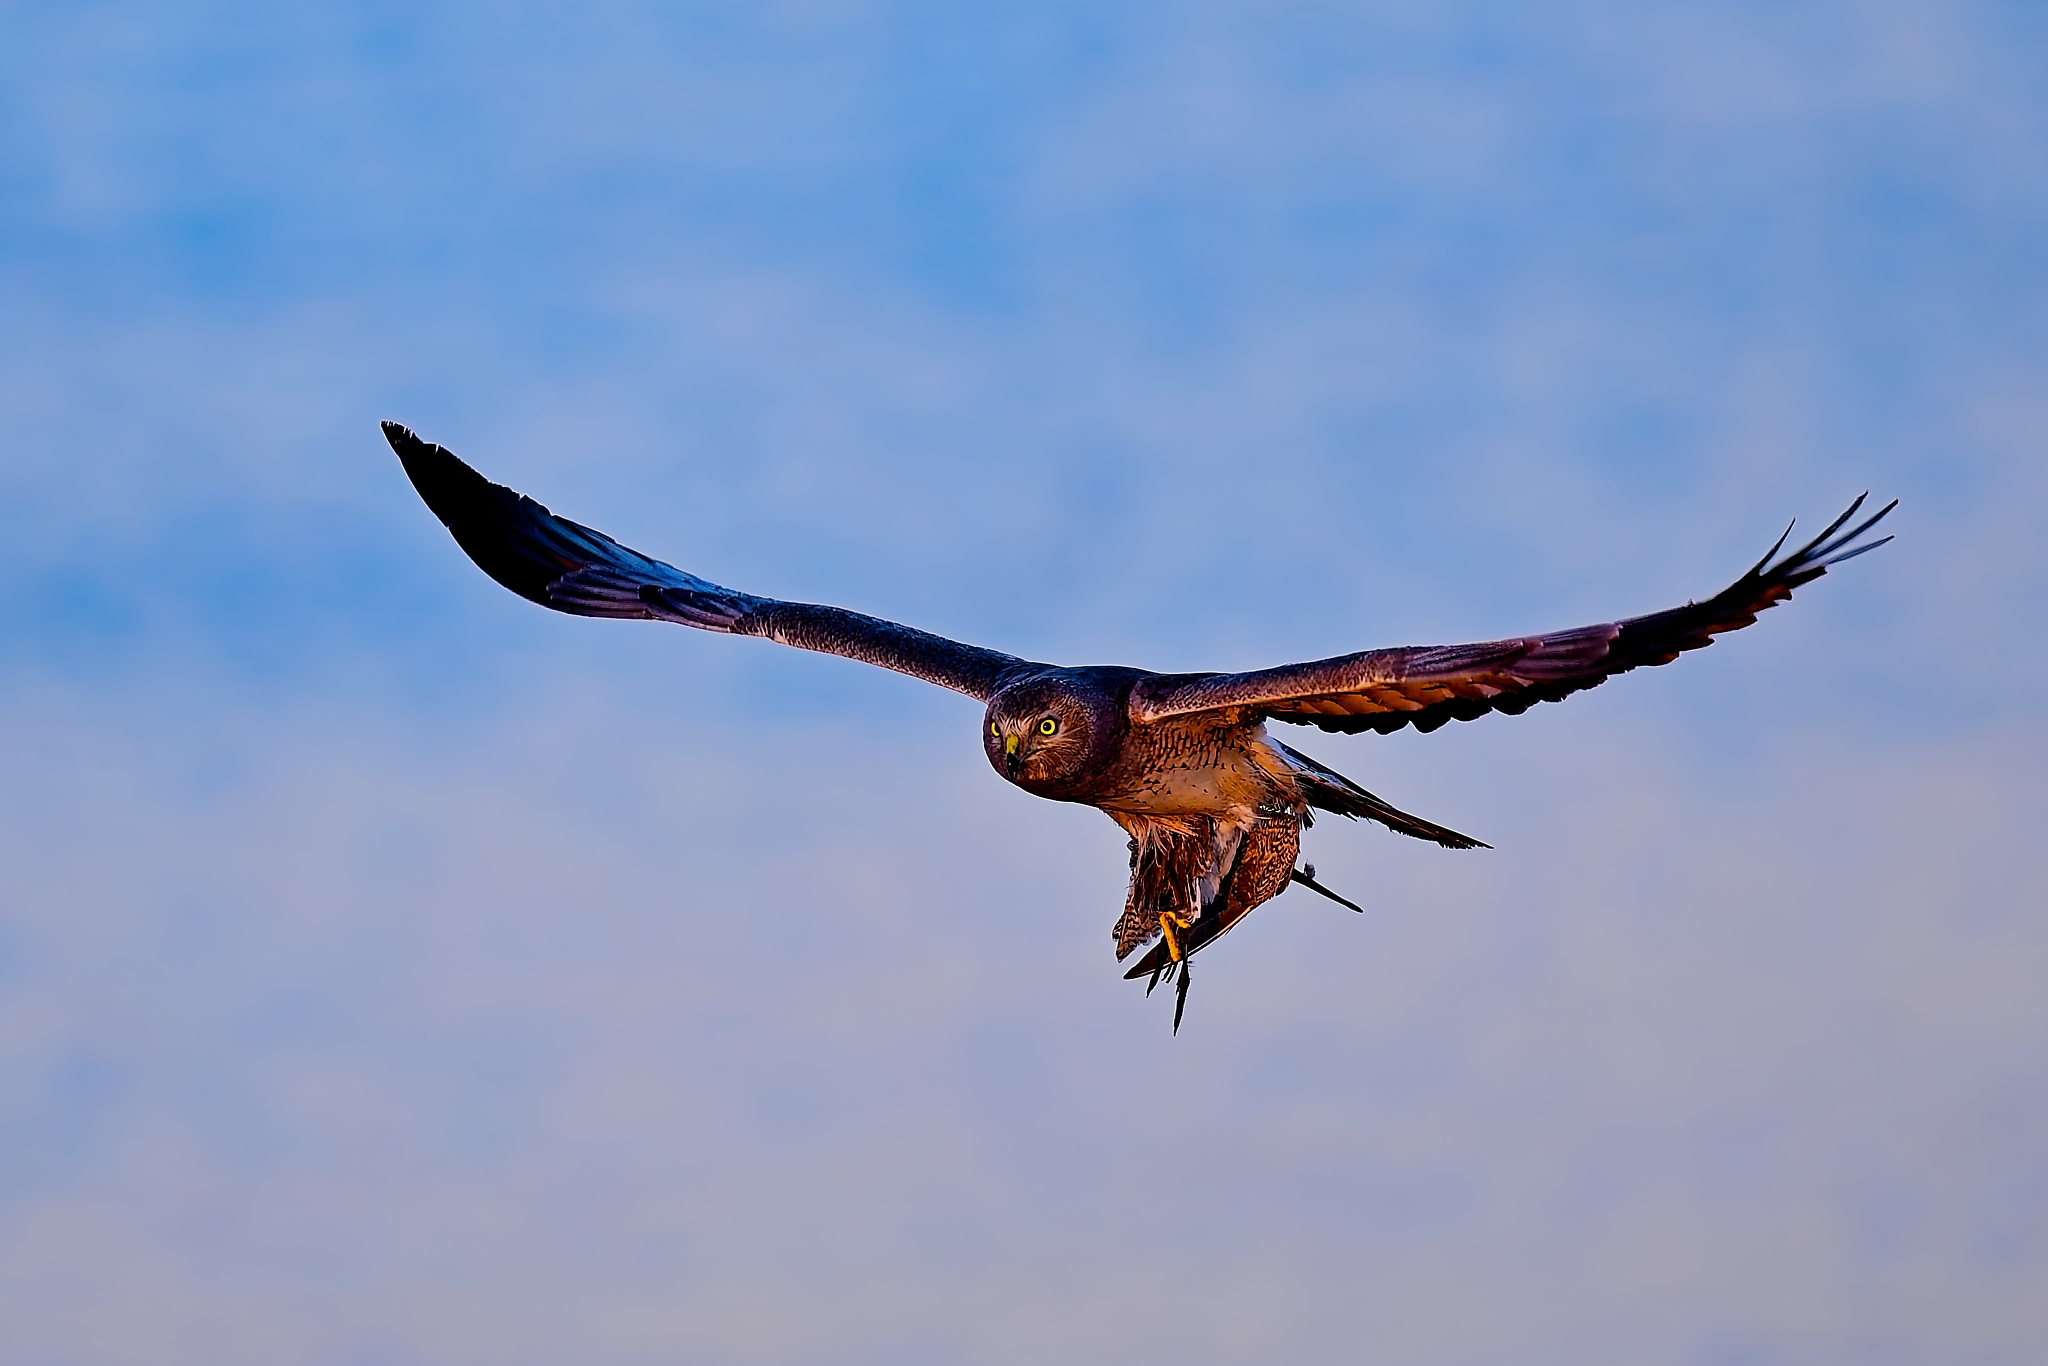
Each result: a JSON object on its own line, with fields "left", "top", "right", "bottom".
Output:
{"left": 386, "top": 422, "right": 1893, "bottom": 1029}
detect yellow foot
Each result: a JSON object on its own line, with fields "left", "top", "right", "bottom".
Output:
{"left": 1156, "top": 910, "right": 1196, "bottom": 1034}
{"left": 1159, "top": 910, "right": 1193, "bottom": 964}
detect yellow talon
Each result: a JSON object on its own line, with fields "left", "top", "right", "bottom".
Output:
{"left": 1159, "top": 911, "right": 1192, "bottom": 964}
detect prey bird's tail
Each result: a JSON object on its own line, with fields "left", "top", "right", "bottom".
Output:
{"left": 1276, "top": 743, "right": 1489, "bottom": 849}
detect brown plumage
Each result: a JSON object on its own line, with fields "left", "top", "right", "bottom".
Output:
{"left": 385, "top": 421, "right": 1894, "bottom": 1031}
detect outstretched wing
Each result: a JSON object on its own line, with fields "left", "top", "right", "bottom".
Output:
{"left": 386, "top": 422, "right": 1041, "bottom": 701}
{"left": 1129, "top": 496, "right": 1895, "bottom": 735}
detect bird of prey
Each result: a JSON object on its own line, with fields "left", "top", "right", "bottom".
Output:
{"left": 385, "top": 421, "right": 1894, "bottom": 1030}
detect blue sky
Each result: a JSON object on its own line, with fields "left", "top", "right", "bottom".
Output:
{"left": 3, "top": 4, "right": 2046, "bottom": 1363}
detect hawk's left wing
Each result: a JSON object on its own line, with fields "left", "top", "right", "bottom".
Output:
{"left": 387, "top": 422, "right": 1042, "bottom": 702}
{"left": 1128, "top": 496, "right": 1894, "bottom": 735}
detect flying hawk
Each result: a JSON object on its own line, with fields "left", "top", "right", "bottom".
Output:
{"left": 386, "top": 422, "right": 1893, "bottom": 1030}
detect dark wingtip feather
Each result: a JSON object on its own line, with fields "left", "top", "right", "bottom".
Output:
{"left": 1812, "top": 498, "right": 1897, "bottom": 564}
{"left": 382, "top": 420, "right": 565, "bottom": 607}
{"left": 383, "top": 421, "right": 492, "bottom": 532}
{"left": 1746, "top": 518, "right": 1798, "bottom": 579}
{"left": 1798, "top": 492, "right": 1869, "bottom": 559}
{"left": 1768, "top": 493, "right": 1896, "bottom": 578}
{"left": 1819, "top": 534, "right": 1893, "bottom": 569}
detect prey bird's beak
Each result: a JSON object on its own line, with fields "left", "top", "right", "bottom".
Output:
{"left": 1003, "top": 732, "right": 1023, "bottom": 778}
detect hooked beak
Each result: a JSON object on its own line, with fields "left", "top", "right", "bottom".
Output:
{"left": 1003, "top": 732, "right": 1023, "bottom": 778}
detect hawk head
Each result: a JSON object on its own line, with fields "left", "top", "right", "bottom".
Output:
{"left": 982, "top": 673, "right": 1124, "bottom": 798}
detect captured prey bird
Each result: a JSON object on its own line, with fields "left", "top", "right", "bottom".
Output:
{"left": 385, "top": 422, "right": 1895, "bottom": 1031}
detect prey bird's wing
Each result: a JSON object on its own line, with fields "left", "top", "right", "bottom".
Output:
{"left": 387, "top": 422, "right": 1042, "bottom": 702}
{"left": 1129, "top": 496, "right": 1895, "bottom": 735}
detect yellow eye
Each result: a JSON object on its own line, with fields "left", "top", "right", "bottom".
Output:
{"left": 1038, "top": 717, "right": 1059, "bottom": 736}
{"left": 990, "top": 721, "right": 1001, "bottom": 737}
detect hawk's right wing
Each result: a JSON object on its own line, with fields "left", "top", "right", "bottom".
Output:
{"left": 387, "top": 422, "right": 1044, "bottom": 702}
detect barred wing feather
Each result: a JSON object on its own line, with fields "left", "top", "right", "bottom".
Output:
{"left": 1128, "top": 496, "right": 1895, "bottom": 735}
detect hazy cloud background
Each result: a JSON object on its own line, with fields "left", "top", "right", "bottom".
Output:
{"left": 3, "top": 3, "right": 2045, "bottom": 1362}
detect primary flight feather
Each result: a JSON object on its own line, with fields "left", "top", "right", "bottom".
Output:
{"left": 386, "top": 421, "right": 1893, "bottom": 1030}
